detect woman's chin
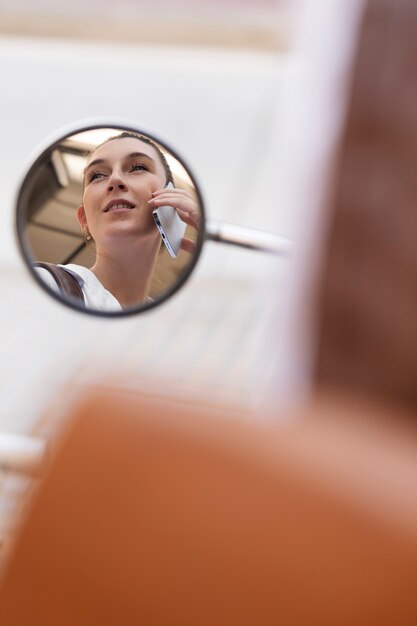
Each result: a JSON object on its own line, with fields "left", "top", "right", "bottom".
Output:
{"left": 100, "top": 224, "right": 159, "bottom": 245}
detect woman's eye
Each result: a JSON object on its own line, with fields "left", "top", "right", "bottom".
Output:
{"left": 130, "top": 162, "right": 148, "bottom": 172}
{"left": 89, "top": 171, "right": 107, "bottom": 182}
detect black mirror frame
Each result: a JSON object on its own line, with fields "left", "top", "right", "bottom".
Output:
{"left": 15, "top": 118, "right": 206, "bottom": 318}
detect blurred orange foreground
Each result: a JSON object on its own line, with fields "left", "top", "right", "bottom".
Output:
{"left": 0, "top": 387, "right": 416, "bottom": 626}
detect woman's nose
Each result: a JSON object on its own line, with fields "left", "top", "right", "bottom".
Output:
{"left": 107, "top": 171, "right": 127, "bottom": 192}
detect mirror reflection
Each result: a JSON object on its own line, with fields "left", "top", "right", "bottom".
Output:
{"left": 18, "top": 125, "right": 204, "bottom": 315}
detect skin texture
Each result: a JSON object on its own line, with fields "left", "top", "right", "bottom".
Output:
{"left": 76, "top": 136, "right": 198, "bottom": 307}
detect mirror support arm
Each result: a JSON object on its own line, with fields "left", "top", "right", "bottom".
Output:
{"left": 205, "top": 219, "right": 292, "bottom": 256}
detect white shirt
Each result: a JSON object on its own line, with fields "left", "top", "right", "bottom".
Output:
{"left": 34, "top": 264, "right": 122, "bottom": 312}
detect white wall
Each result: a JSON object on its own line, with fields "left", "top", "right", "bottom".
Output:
{"left": 0, "top": 36, "right": 293, "bottom": 434}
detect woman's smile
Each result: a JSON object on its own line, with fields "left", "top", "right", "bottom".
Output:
{"left": 103, "top": 199, "right": 136, "bottom": 213}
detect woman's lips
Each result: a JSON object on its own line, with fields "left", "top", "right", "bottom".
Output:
{"left": 103, "top": 200, "right": 135, "bottom": 213}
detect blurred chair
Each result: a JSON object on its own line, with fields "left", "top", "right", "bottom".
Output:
{"left": 1, "top": 0, "right": 417, "bottom": 624}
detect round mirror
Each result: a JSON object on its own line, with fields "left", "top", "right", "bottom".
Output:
{"left": 16, "top": 120, "right": 205, "bottom": 317}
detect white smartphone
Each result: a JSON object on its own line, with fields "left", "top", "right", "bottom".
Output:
{"left": 152, "top": 182, "right": 186, "bottom": 258}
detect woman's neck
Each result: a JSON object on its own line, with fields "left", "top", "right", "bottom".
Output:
{"left": 90, "top": 232, "right": 161, "bottom": 308}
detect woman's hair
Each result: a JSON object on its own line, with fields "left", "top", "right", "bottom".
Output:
{"left": 84, "top": 131, "right": 174, "bottom": 186}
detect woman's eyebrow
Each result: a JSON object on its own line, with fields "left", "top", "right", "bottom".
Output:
{"left": 84, "top": 158, "right": 106, "bottom": 175}
{"left": 125, "top": 151, "right": 155, "bottom": 163}
{"left": 84, "top": 152, "right": 155, "bottom": 175}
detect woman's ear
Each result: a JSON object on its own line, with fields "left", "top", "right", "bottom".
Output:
{"left": 77, "top": 205, "right": 92, "bottom": 242}
{"left": 77, "top": 205, "right": 87, "bottom": 230}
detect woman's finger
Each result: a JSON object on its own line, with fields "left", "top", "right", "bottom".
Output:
{"left": 148, "top": 193, "right": 200, "bottom": 229}
{"left": 175, "top": 208, "right": 199, "bottom": 229}
{"left": 180, "top": 238, "right": 196, "bottom": 254}
{"left": 152, "top": 187, "right": 195, "bottom": 199}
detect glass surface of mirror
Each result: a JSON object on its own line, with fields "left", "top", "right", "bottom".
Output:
{"left": 16, "top": 122, "right": 205, "bottom": 317}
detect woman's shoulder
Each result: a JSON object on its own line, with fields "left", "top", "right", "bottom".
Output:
{"left": 33, "top": 263, "right": 122, "bottom": 311}
{"left": 59, "top": 264, "right": 122, "bottom": 311}
{"left": 58, "top": 264, "right": 91, "bottom": 284}
{"left": 33, "top": 263, "right": 61, "bottom": 293}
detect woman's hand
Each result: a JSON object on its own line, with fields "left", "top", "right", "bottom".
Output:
{"left": 148, "top": 187, "right": 200, "bottom": 254}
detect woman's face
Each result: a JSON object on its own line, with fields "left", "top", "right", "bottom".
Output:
{"left": 78, "top": 137, "right": 167, "bottom": 246}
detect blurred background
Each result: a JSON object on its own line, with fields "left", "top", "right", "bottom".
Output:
{"left": 0, "top": 0, "right": 363, "bottom": 550}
